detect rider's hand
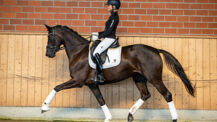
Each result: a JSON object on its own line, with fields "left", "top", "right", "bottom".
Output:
{"left": 91, "top": 32, "right": 99, "bottom": 41}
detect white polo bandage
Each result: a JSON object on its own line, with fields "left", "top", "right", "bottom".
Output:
{"left": 129, "top": 98, "right": 144, "bottom": 115}
{"left": 101, "top": 104, "right": 112, "bottom": 120}
{"left": 44, "top": 89, "right": 56, "bottom": 105}
{"left": 41, "top": 103, "right": 49, "bottom": 111}
{"left": 168, "top": 101, "right": 178, "bottom": 120}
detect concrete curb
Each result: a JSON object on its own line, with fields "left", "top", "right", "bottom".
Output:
{"left": 0, "top": 107, "right": 217, "bottom": 121}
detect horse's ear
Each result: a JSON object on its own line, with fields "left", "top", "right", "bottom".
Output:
{"left": 44, "top": 24, "right": 51, "bottom": 30}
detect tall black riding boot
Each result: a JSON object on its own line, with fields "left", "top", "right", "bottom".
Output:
{"left": 94, "top": 53, "right": 105, "bottom": 83}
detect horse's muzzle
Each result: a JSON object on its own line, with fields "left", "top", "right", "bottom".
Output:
{"left": 46, "top": 53, "right": 55, "bottom": 58}
{"left": 46, "top": 45, "right": 58, "bottom": 58}
{"left": 46, "top": 51, "right": 56, "bottom": 58}
{"left": 46, "top": 49, "right": 56, "bottom": 58}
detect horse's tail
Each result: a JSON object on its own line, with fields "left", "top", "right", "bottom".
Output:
{"left": 159, "top": 49, "right": 195, "bottom": 97}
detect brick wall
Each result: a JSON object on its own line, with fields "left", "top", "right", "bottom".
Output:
{"left": 0, "top": 0, "right": 217, "bottom": 36}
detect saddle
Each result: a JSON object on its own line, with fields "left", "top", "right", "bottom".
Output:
{"left": 88, "top": 38, "right": 122, "bottom": 69}
{"left": 89, "top": 38, "right": 120, "bottom": 64}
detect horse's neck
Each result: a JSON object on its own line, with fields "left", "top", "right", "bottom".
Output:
{"left": 62, "top": 35, "right": 88, "bottom": 62}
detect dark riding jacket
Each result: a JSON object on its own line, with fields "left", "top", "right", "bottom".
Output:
{"left": 98, "top": 12, "right": 119, "bottom": 39}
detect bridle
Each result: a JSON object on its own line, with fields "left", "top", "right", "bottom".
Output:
{"left": 46, "top": 30, "right": 62, "bottom": 52}
{"left": 47, "top": 28, "right": 92, "bottom": 52}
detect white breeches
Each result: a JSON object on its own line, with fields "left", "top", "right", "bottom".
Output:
{"left": 93, "top": 38, "right": 116, "bottom": 56}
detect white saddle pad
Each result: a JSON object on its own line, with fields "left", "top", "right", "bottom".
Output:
{"left": 88, "top": 46, "right": 122, "bottom": 69}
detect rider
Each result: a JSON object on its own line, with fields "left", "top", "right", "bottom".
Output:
{"left": 91, "top": 0, "right": 121, "bottom": 83}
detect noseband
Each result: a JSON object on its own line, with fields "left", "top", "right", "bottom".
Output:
{"left": 46, "top": 45, "right": 59, "bottom": 52}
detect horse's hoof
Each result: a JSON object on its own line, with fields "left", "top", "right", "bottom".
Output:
{"left": 41, "top": 110, "right": 48, "bottom": 114}
{"left": 128, "top": 113, "right": 134, "bottom": 122}
{"left": 41, "top": 103, "right": 49, "bottom": 114}
{"left": 173, "top": 119, "right": 177, "bottom": 122}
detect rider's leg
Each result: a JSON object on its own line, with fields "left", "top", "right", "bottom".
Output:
{"left": 94, "top": 53, "right": 105, "bottom": 83}
{"left": 93, "top": 38, "right": 115, "bottom": 83}
{"left": 93, "top": 38, "right": 116, "bottom": 55}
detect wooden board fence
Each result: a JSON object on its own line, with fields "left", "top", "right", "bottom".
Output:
{"left": 0, "top": 33, "right": 217, "bottom": 110}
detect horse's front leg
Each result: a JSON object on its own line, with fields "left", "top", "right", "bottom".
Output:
{"left": 88, "top": 84, "right": 112, "bottom": 122}
{"left": 41, "top": 79, "right": 82, "bottom": 113}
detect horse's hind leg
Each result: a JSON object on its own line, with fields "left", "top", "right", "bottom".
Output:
{"left": 41, "top": 79, "right": 82, "bottom": 113}
{"left": 151, "top": 79, "right": 178, "bottom": 122}
{"left": 128, "top": 73, "right": 151, "bottom": 122}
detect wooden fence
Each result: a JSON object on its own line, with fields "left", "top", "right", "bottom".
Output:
{"left": 0, "top": 33, "right": 216, "bottom": 110}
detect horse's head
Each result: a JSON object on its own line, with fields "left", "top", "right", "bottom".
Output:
{"left": 45, "top": 24, "right": 63, "bottom": 58}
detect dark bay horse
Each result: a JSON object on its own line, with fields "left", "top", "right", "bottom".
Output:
{"left": 41, "top": 25, "right": 195, "bottom": 122}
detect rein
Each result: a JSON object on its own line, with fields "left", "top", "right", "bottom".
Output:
{"left": 60, "top": 36, "right": 92, "bottom": 50}
{"left": 48, "top": 29, "right": 92, "bottom": 51}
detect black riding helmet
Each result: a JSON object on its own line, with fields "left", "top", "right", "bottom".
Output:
{"left": 106, "top": 0, "right": 121, "bottom": 9}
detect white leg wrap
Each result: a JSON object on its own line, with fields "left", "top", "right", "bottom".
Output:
{"left": 129, "top": 98, "right": 144, "bottom": 115}
{"left": 41, "top": 89, "right": 56, "bottom": 111}
{"left": 101, "top": 104, "right": 112, "bottom": 121}
{"left": 44, "top": 89, "right": 56, "bottom": 104}
{"left": 41, "top": 103, "right": 49, "bottom": 111}
{"left": 168, "top": 101, "right": 178, "bottom": 120}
